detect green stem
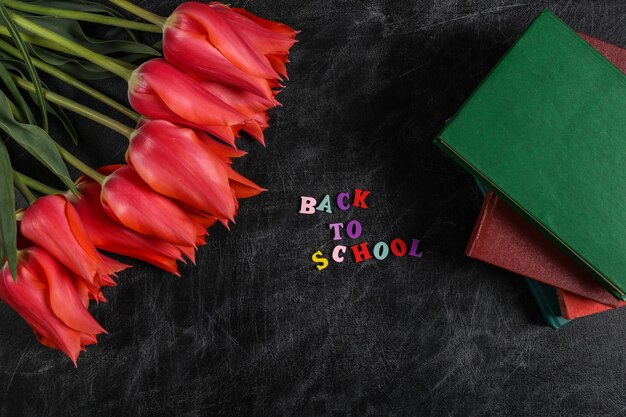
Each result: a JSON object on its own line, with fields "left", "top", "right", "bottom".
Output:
{"left": 1, "top": 0, "right": 161, "bottom": 32}
{"left": 0, "top": 39, "right": 139, "bottom": 121}
{"left": 5, "top": 96, "right": 24, "bottom": 122}
{"left": 0, "top": 25, "right": 136, "bottom": 71}
{"left": 13, "top": 170, "right": 62, "bottom": 195}
{"left": 13, "top": 75, "right": 134, "bottom": 138}
{"left": 108, "top": 0, "right": 166, "bottom": 28}
{"left": 0, "top": 23, "right": 74, "bottom": 54}
{"left": 13, "top": 172, "right": 35, "bottom": 203}
{"left": 57, "top": 146, "right": 105, "bottom": 184}
{"left": 8, "top": 13, "right": 134, "bottom": 80}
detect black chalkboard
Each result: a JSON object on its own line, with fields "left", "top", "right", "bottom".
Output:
{"left": 2, "top": 1, "right": 626, "bottom": 416}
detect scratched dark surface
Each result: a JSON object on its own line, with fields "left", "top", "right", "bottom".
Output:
{"left": 3, "top": 0, "right": 626, "bottom": 416}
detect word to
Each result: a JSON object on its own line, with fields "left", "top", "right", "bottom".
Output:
{"left": 299, "top": 190, "right": 423, "bottom": 270}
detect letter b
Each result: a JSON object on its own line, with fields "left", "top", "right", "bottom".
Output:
{"left": 299, "top": 196, "right": 317, "bottom": 214}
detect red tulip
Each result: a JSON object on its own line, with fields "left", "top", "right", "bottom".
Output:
{"left": 163, "top": 2, "right": 297, "bottom": 103}
{"left": 20, "top": 195, "right": 127, "bottom": 300}
{"left": 126, "top": 120, "right": 238, "bottom": 220}
{"left": 128, "top": 59, "right": 249, "bottom": 146}
{"left": 0, "top": 248, "right": 106, "bottom": 365}
{"left": 69, "top": 178, "right": 188, "bottom": 276}
{"left": 101, "top": 165, "right": 205, "bottom": 247}
{"left": 196, "top": 79, "right": 271, "bottom": 144}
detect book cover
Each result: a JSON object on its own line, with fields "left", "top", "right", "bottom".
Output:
{"left": 473, "top": 179, "right": 569, "bottom": 328}
{"left": 470, "top": 34, "right": 626, "bottom": 320}
{"left": 467, "top": 191, "right": 620, "bottom": 306}
{"left": 556, "top": 289, "right": 626, "bottom": 320}
{"left": 436, "top": 10, "right": 626, "bottom": 300}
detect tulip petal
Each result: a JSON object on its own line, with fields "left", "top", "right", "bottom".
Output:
{"left": 230, "top": 6, "right": 299, "bottom": 39}
{"left": 127, "top": 120, "right": 237, "bottom": 220}
{"left": 70, "top": 181, "right": 185, "bottom": 276}
{"left": 163, "top": 23, "right": 275, "bottom": 101}
{"left": 27, "top": 249, "right": 106, "bottom": 335}
{"left": 129, "top": 60, "right": 247, "bottom": 138}
{"left": 20, "top": 195, "right": 117, "bottom": 298}
{"left": 198, "top": 132, "right": 247, "bottom": 161}
{"left": 212, "top": 3, "right": 298, "bottom": 58}
{"left": 101, "top": 166, "right": 198, "bottom": 247}
{"left": 176, "top": 3, "right": 279, "bottom": 80}
{"left": 225, "top": 165, "right": 267, "bottom": 198}
{"left": 0, "top": 253, "right": 86, "bottom": 365}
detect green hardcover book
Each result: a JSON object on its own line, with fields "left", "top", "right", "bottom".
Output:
{"left": 435, "top": 9, "right": 626, "bottom": 300}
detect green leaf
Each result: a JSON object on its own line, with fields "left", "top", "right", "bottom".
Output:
{"left": 30, "top": 47, "right": 116, "bottom": 80}
{"left": 0, "top": 56, "right": 77, "bottom": 143}
{"left": 0, "top": 61, "right": 33, "bottom": 124}
{"left": 0, "top": 139, "right": 17, "bottom": 280}
{"left": 25, "top": 16, "right": 159, "bottom": 56}
{"left": 23, "top": 13, "right": 159, "bottom": 80}
{"left": 46, "top": 101, "right": 77, "bottom": 145}
{"left": 0, "top": 5, "right": 47, "bottom": 131}
{"left": 0, "top": 91, "right": 76, "bottom": 193}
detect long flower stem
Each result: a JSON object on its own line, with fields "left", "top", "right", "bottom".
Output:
{"left": 0, "top": 39, "right": 139, "bottom": 121}
{"left": 0, "top": 24, "right": 74, "bottom": 56}
{"left": 8, "top": 13, "right": 134, "bottom": 80}
{"left": 0, "top": 0, "right": 161, "bottom": 32}
{"left": 13, "top": 170, "right": 62, "bottom": 195}
{"left": 57, "top": 146, "right": 105, "bottom": 184}
{"left": 108, "top": 0, "right": 166, "bottom": 28}
{"left": 12, "top": 172, "right": 35, "bottom": 203}
{"left": 13, "top": 76, "right": 134, "bottom": 138}
{"left": 6, "top": 96, "right": 24, "bottom": 122}
{"left": 0, "top": 25, "right": 136, "bottom": 72}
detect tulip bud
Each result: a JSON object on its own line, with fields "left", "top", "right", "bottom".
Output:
{"left": 100, "top": 166, "right": 201, "bottom": 247}
{"left": 20, "top": 195, "right": 128, "bottom": 300}
{"left": 128, "top": 59, "right": 248, "bottom": 146}
{"left": 69, "top": 179, "right": 188, "bottom": 276}
{"left": 163, "top": 2, "right": 297, "bottom": 103}
{"left": 126, "top": 120, "right": 239, "bottom": 220}
{"left": 0, "top": 248, "right": 106, "bottom": 365}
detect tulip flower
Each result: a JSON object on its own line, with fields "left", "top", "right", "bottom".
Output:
{"left": 20, "top": 195, "right": 128, "bottom": 300}
{"left": 126, "top": 120, "right": 242, "bottom": 220}
{"left": 196, "top": 79, "right": 271, "bottom": 144}
{"left": 0, "top": 248, "right": 106, "bottom": 365}
{"left": 100, "top": 165, "right": 207, "bottom": 247}
{"left": 163, "top": 2, "right": 297, "bottom": 103}
{"left": 69, "top": 178, "right": 189, "bottom": 276}
{"left": 128, "top": 59, "right": 249, "bottom": 146}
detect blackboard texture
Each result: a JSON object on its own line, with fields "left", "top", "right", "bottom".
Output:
{"left": 2, "top": 1, "right": 626, "bottom": 416}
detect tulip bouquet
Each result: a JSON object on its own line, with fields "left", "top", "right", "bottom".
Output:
{"left": 0, "top": 0, "right": 296, "bottom": 364}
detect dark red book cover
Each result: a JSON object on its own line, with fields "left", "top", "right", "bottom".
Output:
{"left": 466, "top": 192, "right": 620, "bottom": 307}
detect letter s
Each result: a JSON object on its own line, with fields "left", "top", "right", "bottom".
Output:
{"left": 311, "top": 250, "right": 329, "bottom": 271}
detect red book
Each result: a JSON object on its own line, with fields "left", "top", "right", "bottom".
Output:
{"left": 556, "top": 289, "right": 623, "bottom": 320}
{"left": 466, "top": 192, "right": 620, "bottom": 307}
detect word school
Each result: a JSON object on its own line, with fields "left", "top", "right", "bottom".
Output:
{"left": 299, "top": 190, "right": 423, "bottom": 270}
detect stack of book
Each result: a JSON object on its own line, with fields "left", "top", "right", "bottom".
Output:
{"left": 435, "top": 10, "right": 626, "bottom": 328}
